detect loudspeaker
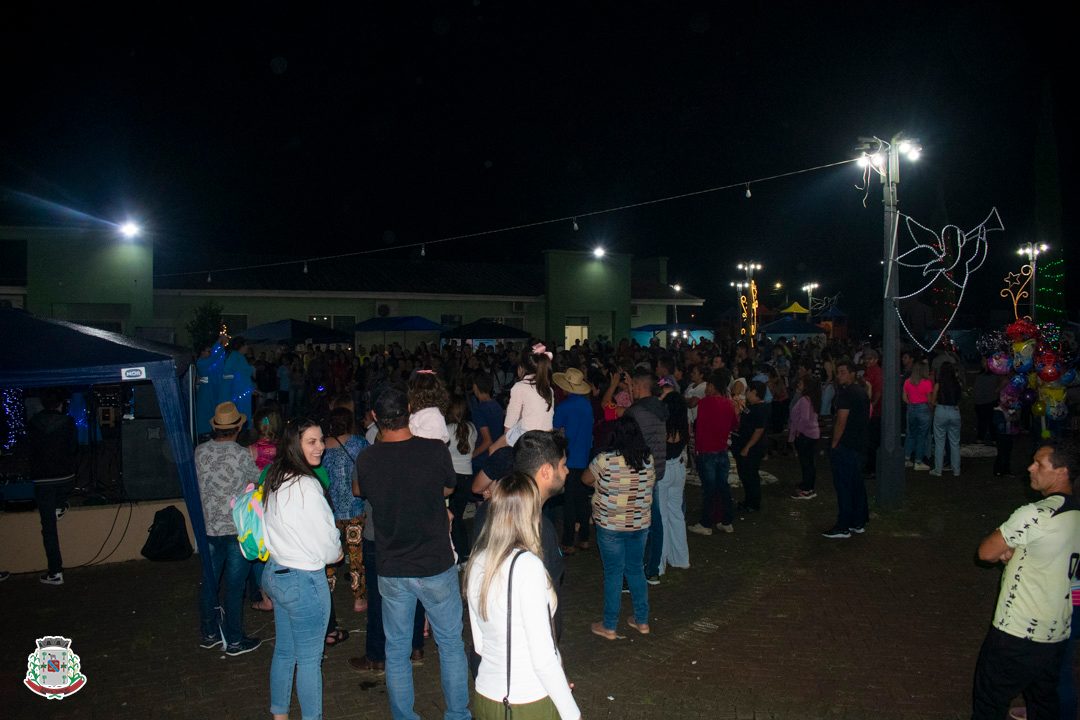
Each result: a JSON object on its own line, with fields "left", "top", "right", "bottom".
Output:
{"left": 121, "top": 419, "right": 182, "bottom": 500}
{"left": 131, "top": 383, "right": 162, "bottom": 419}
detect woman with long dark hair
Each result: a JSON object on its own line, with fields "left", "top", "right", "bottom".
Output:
{"left": 931, "top": 361, "right": 963, "bottom": 477}
{"left": 261, "top": 418, "right": 342, "bottom": 720}
{"left": 584, "top": 416, "right": 656, "bottom": 639}
{"left": 505, "top": 342, "right": 555, "bottom": 433}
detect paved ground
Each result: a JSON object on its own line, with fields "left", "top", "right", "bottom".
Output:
{"left": 3, "top": 433, "right": 1076, "bottom": 719}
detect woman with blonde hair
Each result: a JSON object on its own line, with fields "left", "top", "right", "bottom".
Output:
{"left": 465, "top": 473, "right": 580, "bottom": 720}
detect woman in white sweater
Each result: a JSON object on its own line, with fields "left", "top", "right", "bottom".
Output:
{"left": 465, "top": 473, "right": 580, "bottom": 720}
{"left": 261, "top": 418, "right": 342, "bottom": 720}
{"left": 505, "top": 343, "right": 556, "bottom": 433}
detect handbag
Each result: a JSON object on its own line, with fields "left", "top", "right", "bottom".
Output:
{"left": 502, "top": 549, "right": 526, "bottom": 719}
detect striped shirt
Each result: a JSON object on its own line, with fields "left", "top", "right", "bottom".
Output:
{"left": 588, "top": 451, "right": 656, "bottom": 531}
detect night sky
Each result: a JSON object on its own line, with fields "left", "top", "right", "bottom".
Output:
{"left": 2, "top": 2, "right": 1074, "bottom": 330}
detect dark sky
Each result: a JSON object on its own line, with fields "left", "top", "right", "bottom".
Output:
{"left": 1, "top": 2, "right": 1073, "bottom": 329}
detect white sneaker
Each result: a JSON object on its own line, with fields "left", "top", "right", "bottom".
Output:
{"left": 913, "top": 463, "right": 931, "bottom": 471}
{"left": 716, "top": 523, "right": 735, "bottom": 534}
{"left": 904, "top": 460, "right": 914, "bottom": 468}
{"left": 40, "top": 572, "right": 64, "bottom": 586}
{"left": 687, "top": 523, "right": 713, "bottom": 536}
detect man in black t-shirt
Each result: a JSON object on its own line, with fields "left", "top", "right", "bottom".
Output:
{"left": 732, "top": 381, "right": 769, "bottom": 512}
{"left": 823, "top": 359, "right": 870, "bottom": 539}
{"left": 353, "top": 386, "right": 470, "bottom": 720}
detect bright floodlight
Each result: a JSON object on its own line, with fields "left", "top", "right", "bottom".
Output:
{"left": 898, "top": 140, "right": 912, "bottom": 154}
{"left": 907, "top": 148, "right": 921, "bottom": 161}
{"left": 592, "top": 246, "right": 605, "bottom": 258}
{"left": 1039, "top": 243, "right": 1049, "bottom": 252}
{"left": 857, "top": 154, "right": 870, "bottom": 168}
{"left": 673, "top": 283, "right": 682, "bottom": 292}
{"left": 119, "top": 221, "right": 141, "bottom": 239}
{"left": 870, "top": 153, "right": 884, "bottom": 167}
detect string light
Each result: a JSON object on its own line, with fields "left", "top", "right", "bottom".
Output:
{"left": 893, "top": 208, "right": 1003, "bottom": 353}
{"left": 303, "top": 261, "right": 309, "bottom": 274}
{"left": 745, "top": 184, "right": 752, "bottom": 198}
{"left": 206, "top": 272, "right": 212, "bottom": 283}
{"left": 421, "top": 244, "right": 426, "bottom": 257}
{"left": 156, "top": 156, "right": 860, "bottom": 280}
{"left": 1, "top": 388, "right": 26, "bottom": 452}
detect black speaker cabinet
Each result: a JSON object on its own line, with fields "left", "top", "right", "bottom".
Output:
{"left": 121, "top": 418, "right": 182, "bottom": 500}
{"left": 131, "top": 383, "right": 162, "bottom": 419}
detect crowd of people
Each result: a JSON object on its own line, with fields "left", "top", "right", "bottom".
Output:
{"left": 188, "top": 331, "right": 1080, "bottom": 719}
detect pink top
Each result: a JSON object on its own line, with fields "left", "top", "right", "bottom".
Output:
{"left": 251, "top": 438, "right": 277, "bottom": 470}
{"left": 904, "top": 378, "right": 933, "bottom": 405}
{"left": 787, "top": 395, "right": 820, "bottom": 442}
{"left": 505, "top": 375, "right": 554, "bottom": 432}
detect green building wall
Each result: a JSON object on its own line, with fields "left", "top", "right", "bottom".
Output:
{"left": 26, "top": 230, "right": 153, "bottom": 333}
{"left": 544, "top": 250, "right": 631, "bottom": 346}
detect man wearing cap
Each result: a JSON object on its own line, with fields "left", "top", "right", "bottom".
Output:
{"left": 194, "top": 402, "right": 263, "bottom": 655}
{"left": 353, "top": 385, "right": 470, "bottom": 720}
{"left": 553, "top": 367, "right": 595, "bottom": 553}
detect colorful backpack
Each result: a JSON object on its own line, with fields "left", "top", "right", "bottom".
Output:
{"left": 232, "top": 473, "right": 269, "bottom": 562}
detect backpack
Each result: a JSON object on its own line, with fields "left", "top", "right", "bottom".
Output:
{"left": 231, "top": 480, "right": 269, "bottom": 562}
{"left": 141, "top": 505, "right": 194, "bottom": 561}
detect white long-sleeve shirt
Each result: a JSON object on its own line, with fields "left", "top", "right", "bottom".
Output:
{"left": 264, "top": 474, "right": 341, "bottom": 571}
{"left": 468, "top": 550, "right": 579, "bottom": 719}
{"left": 505, "top": 375, "right": 554, "bottom": 432}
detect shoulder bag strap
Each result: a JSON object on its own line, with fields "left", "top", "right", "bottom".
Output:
{"left": 503, "top": 549, "right": 526, "bottom": 719}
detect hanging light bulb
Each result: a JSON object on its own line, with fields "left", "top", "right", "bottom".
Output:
{"left": 745, "top": 184, "right": 752, "bottom": 199}
{"left": 303, "top": 261, "right": 309, "bottom": 274}
{"left": 206, "top": 272, "right": 212, "bottom": 283}
{"left": 572, "top": 218, "right": 579, "bottom": 232}
{"left": 421, "top": 244, "right": 426, "bottom": 257}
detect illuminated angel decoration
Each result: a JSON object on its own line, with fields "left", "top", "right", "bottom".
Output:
{"left": 894, "top": 207, "right": 1003, "bottom": 353}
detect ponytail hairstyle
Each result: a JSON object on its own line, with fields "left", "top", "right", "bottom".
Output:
{"left": 254, "top": 408, "right": 283, "bottom": 443}
{"left": 445, "top": 395, "right": 473, "bottom": 456}
{"left": 408, "top": 369, "right": 449, "bottom": 414}
{"left": 521, "top": 342, "right": 554, "bottom": 411}
{"left": 264, "top": 417, "right": 322, "bottom": 498}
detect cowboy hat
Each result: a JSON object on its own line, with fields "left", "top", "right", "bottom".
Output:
{"left": 210, "top": 401, "right": 247, "bottom": 430}
{"left": 553, "top": 368, "right": 592, "bottom": 395}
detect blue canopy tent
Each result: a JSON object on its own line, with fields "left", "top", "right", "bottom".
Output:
{"left": 0, "top": 308, "right": 212, "bottom": 585}
{"left": 760, "top": 316, "right": 827, "bottom": 341}
{"left": 355, "top": 315, "right": 444, "bottom": 348}
{"left": 244, "top": 318, "right": 352, "bottom": 346}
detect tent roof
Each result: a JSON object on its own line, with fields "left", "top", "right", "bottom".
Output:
{"left": 244, "top": 318, "right": 352, "bottom": 345}
{"left": 760, "top": 316, "right": 826, "bottom": 336}
{"left": 442, "top": 319, "right": 530, "bottom": 339}
{"left": 354, "top": 315, "right": 444, "bottom": 333}
{"left": 0, "top": 308, "right": 184, "bottom": 387}
{"left": 780, "top": 301, "right": 810, "bottom": 314}
{"left": 817, "top": 306, "right": 848, "bottom": 318}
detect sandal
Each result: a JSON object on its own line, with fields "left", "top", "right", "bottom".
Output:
{"left": 627, "top": 620, "right": 651, "bottom": 635}
{"left": 325, "top": 628, "right": 349, "bottom": 646}
{"left": 251, "top": 597, "right": 274, "bottom": 612}
{"left": 590, "top": 622, "right": 617, "bottom": 640}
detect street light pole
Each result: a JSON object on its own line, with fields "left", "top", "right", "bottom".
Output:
{"left": 802, "top": 282, "right": 819, "bottom": 319}
{"left": 878, "top": 137, "right": 906, "bottom": 511}
{"left": 1017, "top": 243, "right": 1048, "bottom": 320}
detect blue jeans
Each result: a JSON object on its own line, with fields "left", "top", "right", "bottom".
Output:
{"left": 645, "top": 483, "right": 664, "bottom": 577}
{"left": 933, "top": 405, "right": 961, "bottom": 475}
{"left": 696, "top": 451, "right": 733, "bottom": 526}
{"left": 657, "top": 455, "right": 689, "bottom": 572}
{"left": 596, "top": 526, "right": 649, "bottom": 631}
{"left": 830, "top": 445, "right": 868, "bottom": 531}
{"left": 363, "top": 539, "right": 426, "bottom": 662}
{"left": 262, "top": 558, "right": 331, "bottom": 720}
{"left": 904, "top": 403, "right": 930, "bottom": 462}
{"left": 379, "top": 565, "right": 471, "bottom": 720}
{"left": 199, "top": 535, "right": 251, "bottom": 645}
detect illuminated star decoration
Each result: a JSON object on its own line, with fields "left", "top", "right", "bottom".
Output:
{"left": 894, "top": 207, "right": 1003, "bottom": 353}
{"left": 1000, "top": 265, "right": 1033, "bottom": 321}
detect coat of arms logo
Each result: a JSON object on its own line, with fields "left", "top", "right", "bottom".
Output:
{"left": 24, "top": 636, "right": 87, "bottom": 699}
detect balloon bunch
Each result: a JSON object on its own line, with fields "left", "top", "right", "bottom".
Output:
{"left": 984, "top": 319, "right": 1076, "bottom": 438}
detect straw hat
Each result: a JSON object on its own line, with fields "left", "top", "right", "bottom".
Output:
{"left": 210, "top": 401, "right": 247, "bottom": 430}
{"left": 553, "top": 368, "right": 592, "bottom": 395}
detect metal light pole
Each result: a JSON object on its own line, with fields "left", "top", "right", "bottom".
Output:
{"left": 802, "top": 282, "right": 819, "bottom": 318}
{"left": 1016, "top": 242, "right": 1048, "bottom": 320}
{"left": 670, "top": 283, "right": 682, "bottom": 325}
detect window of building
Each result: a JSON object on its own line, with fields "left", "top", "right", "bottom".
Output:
{"left": 221, "top": 314, "right": 248, "bottom": 333}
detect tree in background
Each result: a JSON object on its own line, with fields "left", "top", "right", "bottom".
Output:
{"left": 185, "top": 300, "right": 223, "bottom": 351}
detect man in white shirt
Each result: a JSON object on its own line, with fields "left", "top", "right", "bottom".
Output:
{"left": 973, "top": 440, "right": 1080, "bottom": 719}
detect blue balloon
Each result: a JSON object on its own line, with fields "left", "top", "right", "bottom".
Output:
{"left": 1010, "top": 374, "right": 1028, "bottom": 390}
{"left": 1062, "top": 368, "right": 1078, "bottom": 385}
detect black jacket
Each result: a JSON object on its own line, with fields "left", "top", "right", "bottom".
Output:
{"left": 28, "top": 409, "right": 78, "bottom": 482}
{"left": 626, "top": 396, "right": 669, "bottom": 480}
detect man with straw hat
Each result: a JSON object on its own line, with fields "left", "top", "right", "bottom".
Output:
{"left": 553, "top": 368, "right": 595, "bottom": 553}
{"left": 194, "top": 402, "right": 263, "bottom": 656}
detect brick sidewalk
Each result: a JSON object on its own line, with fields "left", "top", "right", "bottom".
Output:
{"left": 3, "top": 436, "right": 1073, "bottom": 719}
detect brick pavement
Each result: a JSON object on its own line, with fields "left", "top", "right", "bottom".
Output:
{"left": 3, "top": 435, "right": 1076, "bottom": 719}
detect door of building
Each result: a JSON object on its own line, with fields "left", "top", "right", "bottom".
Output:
{"left": 564, "top": 324, "right": 588, "bottom": 348}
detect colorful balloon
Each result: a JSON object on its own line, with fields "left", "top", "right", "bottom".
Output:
{"left": 1041, "top": 428, "right": 1053, "bottom": 439}
{"left": 1062, "top": 368, "right": 1077, "bottom": 385}
{"left": 1041, "top": 386, "right": 1066, "bottom": 403}
{"left": 1010, "top": 374, "right": 1028, "bottom": 390}
{"left": 988, "top": 352, "right": 1010, "bottom": 375}
{"left": 1006, "top": 319, "right": 1038, "bottom": 342}
{"left": 1019, "top": 388, "right": 1037, "bottom": 407}
{"left": 1038, "top": 364, "right": 1062, "bottom": 383}
{"left": 1031, "top": 401, "right": 1046, "bottom": 416}
{"left": 1048, "top": 402, "right": 1069, "bottom": 420}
